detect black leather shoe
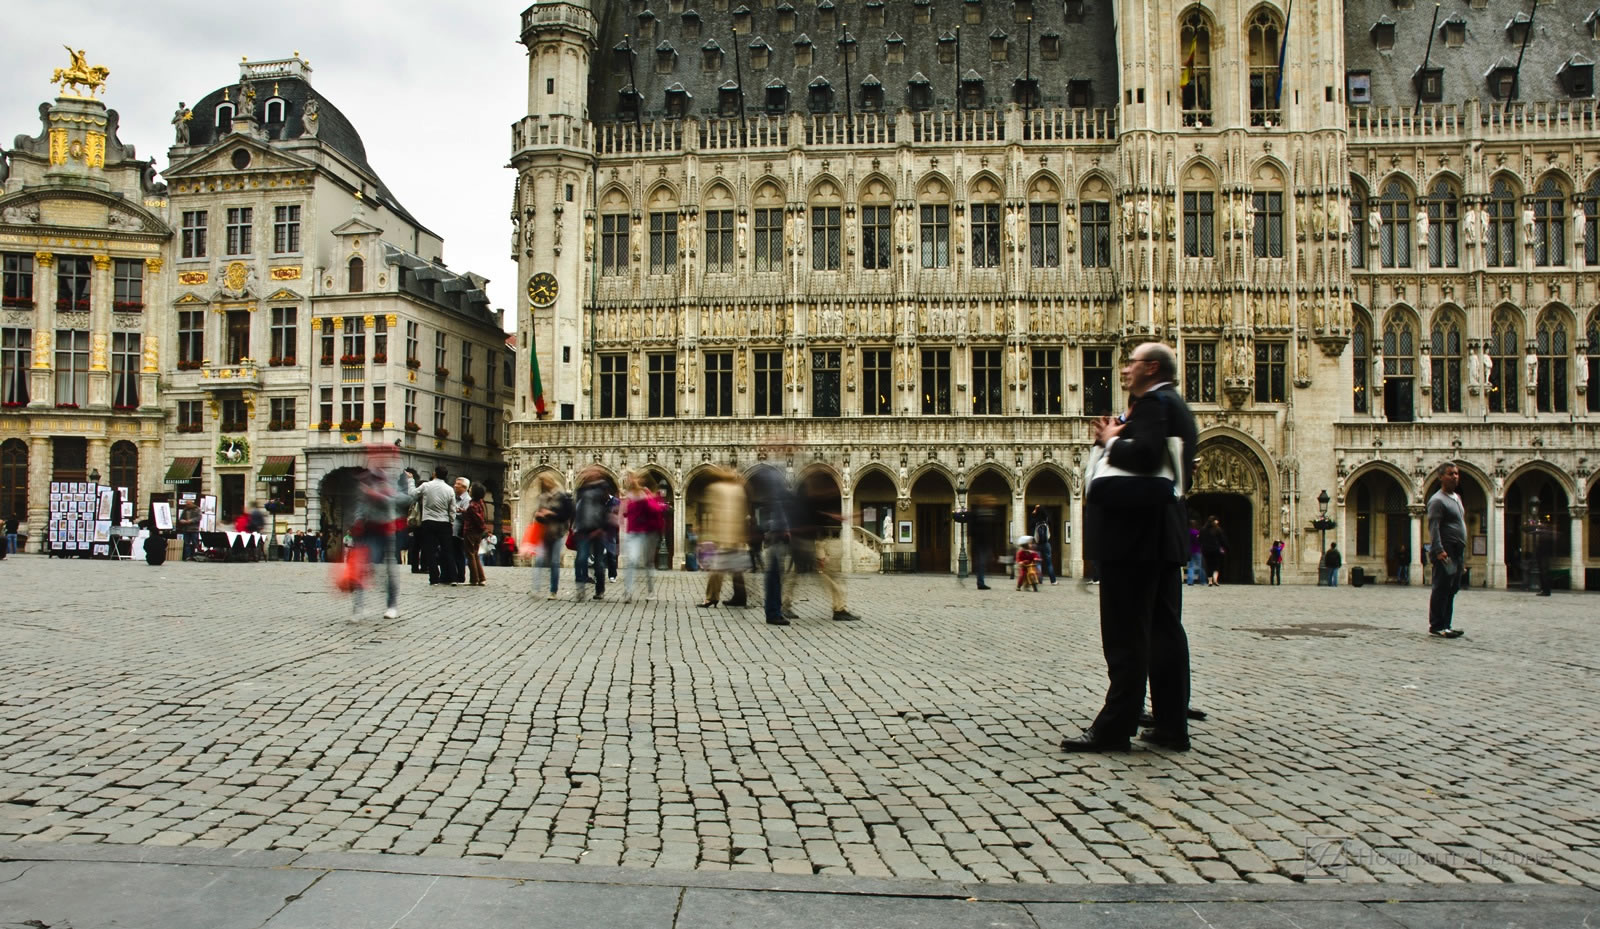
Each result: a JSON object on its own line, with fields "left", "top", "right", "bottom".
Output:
{"left": 1058, "top": 728, "right": 1131, "bottom": 752}
{"left": 1138, "top": 728, "right": 1191, "bottom": 751}
{"left": 832, "top": 610, "right": 861, "bottom": 622}
{"left": 766, "top": 617, "right": 790, "bottom": 626}
{"left": 723, "top": 598, "right": 748, "bottom": 607}
{"left": 976, "top": 584, "right": 991, "bottom": 590}
{"left": 1140, "top": 708, "right": 1208, "bottom": 726}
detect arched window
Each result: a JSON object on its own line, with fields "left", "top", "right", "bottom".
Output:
{"left": 1426, "top": 178, "right": 1460, "bottom": 268}
{"left": 970, "top": 176, "right": 1003, "bottom": 269}
{"left": 702, "top": 183, "right": 735, "bottom": 274}
{"left": 1588, "top": 310, "right": 1600, "bottom": 413}
{"left": 1182, "top": 162, "right": 1217, "bottom": 258}
{"left": 1350, "top": 178, "right": 1368, "bottom": 269}
{"left": 810, "top": 179, "right": 841, "bottom": 271}
{"left": 1379, "top": 181, "right": 1412, "bottom": 268}
{"left": 1488, "top": 308, "right": 1520, "bottom": 412}
{"left": 110, "top": 441, "right": 139, "bottom": 509}
{"left": 1246, "top": 8, "right": 1283, "bottom": 126}
{"left": 264, "top": 98, "right": 286, "bottom": 126}
{"left": 1383, "top": 312, "right": 1417, "bottom": 421}
{"left": 214, "top": 102, "right": 235, "bottom": 134}
{"left": 0, "top": 438, "right": 26, "bottom": 526}
{"left": 1028, "top": 176, "right": 1061, "bottom": 269}
{"left": 1584, "top": 174, "right": 1600, "bottom": 265}
{"left": 1180, "top": 9, "right": 1214, "bottom": 127}
{"left": 1079, "top": 176, "right": 1112, "bottom": 269}
{"left": 1536, "top": 311, "right": 1570, "bottom": 413}
{"left": 1486, "top": 177, "right": 1517, "bottom": 268}
{"left": 1252, "top": 171, "right": 1285, "bottom": 258}
{"left": 599, "top": 188, "right": 631, "bottom": 277}
{"left": 647, "top": 185, "right": 679, "bottom": 274}
{"left": 919, "top": 176, "right": 952, "bottom": 269}
{"left": 1430, "top": 311, "right": 1463, "bottom": 413}
{"left": 1532, "top": 175, "right": 1567, "bottom": 267}
{"left": 860, "top": 177, "right": 893, "bottom": 271}
{"left": 347, "top": 256, "right": 364, "bottom": 293}
{"left": 1352, "top": 311, "right": 1371, "bottom": 413}
{"left": 752, "top": 182, "right": 784, "bottom": 273}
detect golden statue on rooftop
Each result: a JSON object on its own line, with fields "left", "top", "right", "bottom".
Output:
{"left": 52, "top": 47, "right": 110, "bottom": 97}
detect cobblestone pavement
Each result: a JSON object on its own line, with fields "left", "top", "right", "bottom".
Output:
{"left": 1, "top": 557, "right": 1597, "bottom": 887}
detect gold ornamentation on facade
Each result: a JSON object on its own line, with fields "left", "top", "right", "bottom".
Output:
{"left": 310, "top": 317, "right": 323, "bottom": 331}
{"left": 34, "top": 251, "right": 54, "bottom": 268}
{"left": 89, "top": 332, "right": 108, "bottom": 372}
{"left": 223, "top": 261, "right": 249, "bottom": 294}
{"left": 85, "top": 131, "right": 105, "bottom": 168}
{"left": 268, "top": 266, "right": 301, "bottom": 280}
{"left": 92, "top": 254, "right": 111, "bottom": 271}
{"left": 51, "top": 48, "right": 109, "bottom": 97}
{"left": 362, "top": 314, "right": 375, "bottom": 327}
{"left": 142, "top": 334, "right": 159, "bottom": 373}
{"left": 177, "top": 270, "right": 207, "bottom": 285}
{"left": 385, "top": 314, "right": 397, "bottom": 326}
{"left": 48, "top": 129, "right": 68, "bottom": 165}
{"left": 145, "top": 257, "right": 163, "bottom": 273}
{"left": 32, "top": 330, "right": 51, "bottom": 368}
{"left": 331, "top": 317, "right": 344, "bottom": 330}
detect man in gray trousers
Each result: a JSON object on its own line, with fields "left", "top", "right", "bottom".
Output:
{"left": 1426, "top": 461, "right": 1468, "bottom": 639}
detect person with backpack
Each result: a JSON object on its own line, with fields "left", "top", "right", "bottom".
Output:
{"left": 1030, "top": 505, "right": 1057, "bottom": 585}
{"left": 1267, "top": 539, "right": 1284, "bottom": 585}
{"left": 531, "top": 479, "right": 575, "bottom": 599}
{"left": 571, "top": 467, "right": 613, "bottom": 602}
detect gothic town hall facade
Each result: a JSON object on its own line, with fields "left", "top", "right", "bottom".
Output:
{"left": 505, "top": 0, "right": 1600, "bottom": 589}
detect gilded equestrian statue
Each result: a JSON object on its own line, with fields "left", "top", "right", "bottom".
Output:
{"left": 52, "top": 47, "right": 110, "bottom": 97}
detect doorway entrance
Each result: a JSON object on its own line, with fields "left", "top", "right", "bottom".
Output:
{"left": 220, "top": 473, "right": 245, "bottom": 524}
{"left": 915, "top": 504, "right": 951, "bottom": 573}
{"left": 1187, "top": 492, "right": 1254, "bottom": 584}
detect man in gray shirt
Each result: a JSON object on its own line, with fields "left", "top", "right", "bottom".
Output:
{"left": 1426, "top": 461, "right": 1468, "bottom": 638}
{"left": 413, "top": 466, "right": 457, "bottom": 586}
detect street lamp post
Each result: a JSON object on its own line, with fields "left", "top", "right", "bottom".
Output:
{"left": 89, "top": 468, "right": 101, "bottom": 485}
{"left": 1314, "top": 489, "right": 1332, "bottom": 584}
{"left": 955, "top": 475, "right": 970, "bottom": 579}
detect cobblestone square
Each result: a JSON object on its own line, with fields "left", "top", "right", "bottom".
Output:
{"left": 1, "top": 558, "right": 1596, "bottom": 886}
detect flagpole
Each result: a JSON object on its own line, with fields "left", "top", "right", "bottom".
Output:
{"left": 1413, "top": 4, "right": 1440, "bottom": 116}
{"left": 1274, "top": 0, "right": 1293, "bottom": 125}
{"left": 1510, "top": 0, "right": 1539, "bottom": 102}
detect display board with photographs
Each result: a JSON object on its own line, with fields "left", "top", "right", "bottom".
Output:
{"left": 47, "top": 481, "right": 101, "bottom": 556}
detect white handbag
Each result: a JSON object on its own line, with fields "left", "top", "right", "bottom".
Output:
{"left": 1086, "top": 436, "right": 1185, "bottom": 502}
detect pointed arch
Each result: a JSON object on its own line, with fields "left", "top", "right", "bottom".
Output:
{"left": 1423, "top": 173, "right": 1462, "bottom": 268}
{"left": 750, "top": 175, "right": 786, "bottom": 205}
{"left": 967, "top": 170, "right": 1006, "bottom": 201}
{"left": 1178, "top": 5, "right": 1215, "bottom": 126}
{"left": 1428, "top": 303, "right": 1466, "bottom": 413}
{"left": 1351, "top": 303, "right": 1373, "bottom": 414}
{"left": 644, "top": 181, "right": 681, "bottom": 210}
{"left": 1245, "top": 4, "right": 1286, "bottom": 125}
{"left": 1486, "top": 173, "right": 1520, "bottom": 267}
{"left": 1535, "top": 303, "right": 1574, "bottom": 412}
{"left": 807, "top": 174, "right": 844, "bottom": 203}
{"left": 1025, "top": 170, "right": 1064, "bottom": 201}
{"left": 702, "top": 180, "right": 736, "bottom": 209}
{"left": 1532, "top": 172, "right": 1570, "bottom": 266}
{"left": 1488, "top": 304, "right": 1522, "bottom": 412}
{"left": 855, "top": 172, "right": 895, "bottom": 204}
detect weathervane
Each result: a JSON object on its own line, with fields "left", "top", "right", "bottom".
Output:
{"left": 51, "top": 47, "right": 110, "bottom": 98}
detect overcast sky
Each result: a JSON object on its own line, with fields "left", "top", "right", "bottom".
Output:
{"left": 6, "top": 0, "right": 528, "bottom": 327}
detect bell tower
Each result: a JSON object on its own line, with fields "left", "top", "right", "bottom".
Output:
{"left": 511, "top": 0, "right": 596, "bottom": 426}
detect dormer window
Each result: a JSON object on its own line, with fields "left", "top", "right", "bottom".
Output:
{"left": 637, "top": 10, "right": 657, "bottom": 40}
{"left": 1442, "top": 14, "right": 1466, "bottom": 47}
{"left": 264, "top": 98, "right": 286, "bottom": 126}
{"left": 1013, "top": 77, "right": 1040, "bottom": 106}
{"left": 838, "top": 33, "right": 857, "bottom": 65}
{"left": 1041, "top": 31, "right": 1061, "bottom": 60}
{"left": 961, "top": 71, "right": 986, "bottom": 109}
{"left": 665, "top": 83, "right": 691, "bottom": 118}
{"left": 1415, "top": 65, "right": 1444, "bottom": 102}
{"left": 1063, "top": 0, "right": 1085, "bottom": 22}
{"left": 348, "top": 257, "right": 365, "bottom": 293}
{"left": 794, "top": 34, "right": 812, "bottom": 68}
{"left": 990, "top": 29, "right": 1009, "bottom": 61}
{"left": 913, "top": 0, "right": 932, "bottom": 25}
{"left": 1068, "top": 78, "right": 1093, "bottom": 108}
{"left": 818, "top": 0, "right": 835, "bottom": 31}
{"left": 964, "top": 0, "right": 983, "bottom": 25}
{"left": 808, "top": 77, "right": 835, "bottom": 113}
{"left": 656, "top": 41, "right": 677, "bottom": 74}
{"left": 1561, "top": 55, "right": 1595, "bottom": 97}
{"left": 765, "top": 79, "right": 789, "bottom": 113}
{"left": 860, "top": 75, "right": 884, "bottom": 111}
{"left": 702, "top": 40, "right": 724, "bottom": 71}
{"left": 1015, "top": 0, "right": 1034, "bottom": 23}
{"left": 1347, "top": 70, "right": 1373, "bottom": 104}
{"left": 908, "top": 73, "right": 933, "bottom": 110}
{"left": 777, "top": 2, "right": 795, "bottom": 32}
{"left": 885, "top": 32, "right": 905, "bottom": 64}
{"left": 612, "top": 40, "right": 636, "bottom": 70}
{"left": 1371, "top": 17, "right": 1396, "bottom": 51}
{"left": 1487, "top": 61, "right": 1518, "bottom": 99}
{"left": 215, "top": 102, "right": 235, "bottom": 133}
{"left": 937, "top": 31, "right": 957, "bottom": 65}
{"left": 617, "top": 85, "right": 642, "bottom": 117}
{"left": 1507, "top": 12, "right": 1531, "bottom": 44}
{"left": 732, "top": 4, "right": 752, "bottom": 33}
{"left": 750, "top": 38, "right": 771, "bottom": 69}
{"left": 865, "top": 0, "right": 885, "bottom": 27}
{"left": 1391, "top": 0, "right": 1414, "bottom": 10}
{"left": 683, "top": 9, "right": 701, "bottom": 39}
{"left": 719, "top": 81, "right": 743, "bottom": 116}
{"left": 1589, "top": 8, "right": 1600, "bottom": 39}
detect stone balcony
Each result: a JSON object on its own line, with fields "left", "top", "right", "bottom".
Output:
{"left": 199, "top": 362, "right": 262, "bottom": 390}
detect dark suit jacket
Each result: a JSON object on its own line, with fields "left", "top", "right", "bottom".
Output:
{"left": 1088, "top": 384, "right": 1198, "bottom": 565}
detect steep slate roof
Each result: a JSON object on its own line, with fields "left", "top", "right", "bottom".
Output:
{"left": 1343, "top": 0, "right": 1597, "bottom": 108}
{"left": 183, "top": 76, "right": 426, "bottom": 232}
{"left": 586, "top": 0, "right": 1119, "bottom": 120}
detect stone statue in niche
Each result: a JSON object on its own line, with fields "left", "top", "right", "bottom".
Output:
{"left": 1521, "top": 205, "right": 1536, "bottom": 246}
{"left": 1367, "top": 205, "right": 1382, "bottom": 247}
{"left": 1524, "top": 347, "right": 1538, "bottom": 389}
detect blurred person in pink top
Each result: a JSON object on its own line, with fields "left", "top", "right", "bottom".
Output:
{"left": 621, "top": 471, "right": 668, "bottom": 601}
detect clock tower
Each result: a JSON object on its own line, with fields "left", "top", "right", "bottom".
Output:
{"left": 512, "top": 1, "right": 595, "bottom": 425}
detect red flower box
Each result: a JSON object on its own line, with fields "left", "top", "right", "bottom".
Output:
{"left": 177, "top": 360, "right": 201, "bottom": 371}
{"left": 2, "top": 401, "right": 25, "bottom": 409}
{"left": 461, "top": 374, "right": 477, "bottom": 386}
{"left": 373, "top": 353, "right": 388, "bottom": 363}
{"left": 404, "top": 421, "right": 421, "bottom": 432}
{"left": 320, "top": 355, "right": 334, "bottom": 366}
{"left": 339, "top": 419, "right": 363, "bottom": 432}
{"left": 369, "top": 419, "right": 385, "bottom": 429}
{"left": 112, "top": 404, "right": 138, "bottom": 411}
{"left": 113, "top": 301, "right": 144, "bottom": 312}
{"left": 55, "top": 299, "right": 90, "bottom": 311}
{"left": 435, "top": 427, "right": 450, "bottom": 439}
{"left": 55, "top": 402, "right": 79, "bottom": 409}
{"left": 405, "top": 358, "right": 422, "bottom": 369}
{"left": 1, "top": 296, "right": 31, "bottom": 308}
{"left": 317, "top": 420, "right": 333, "bottom": 431}
{"left": 434, "top": 366, "right": 450, "bottom": 377}
{"left": 340, "top": 354, "right": 365, "bottom": 365}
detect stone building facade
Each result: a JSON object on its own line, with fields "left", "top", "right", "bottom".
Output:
{"left": 1, "top": 62, "right": 170, "bottom": 545}
{"left": 501, "top": 0, "right": 1596, "bottom": 589}
{"left": 159, "top": 55, "right": 513, "bottom": 534}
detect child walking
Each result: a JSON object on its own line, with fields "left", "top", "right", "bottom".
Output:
{"left": 1015, "top": 536, "right": 1041, "bottom": 591}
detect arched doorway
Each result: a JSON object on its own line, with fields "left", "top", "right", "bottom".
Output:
{"left": 637, "top": 467, "right": 676, "bottom": 568}
{"left": 1422, "top": 468, "right": 1489, "bottom": 585}
{"left": 1, "top": 439, "right": 27, "bottom": 527}
{"left": 852, "top": 468, "right": 897, "bottom": 542}
{"left": 1189, "top": 438, "right": 1266, "bottom": 584}
{"left": 1504, "top": 469, "right": 1571, "bottom": 589}
{"left": 110, "top": 441, "right": 139, "bottom": 511}
{"left": 910, "top": 470, "right": 954, "bottom": 573}
{"left": 319, "top": 467, "right": 363, "bottom": 534}
{"left": 1024, "top": 467, "right": 1071, "bottom": 579}
{"left": 967, "top": 468, "right": 1013, "bottom": 577}
{"left": 1346, "top": 468, "right": 1410, "bottom": 582}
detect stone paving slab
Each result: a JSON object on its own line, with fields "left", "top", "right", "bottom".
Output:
{"left": 1, "top": 557, "right": 1598, "bottom": 888}
{"left": 0, "top": 859, "right": 320, "bottom": 929}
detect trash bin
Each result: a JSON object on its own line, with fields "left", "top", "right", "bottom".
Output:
{"left": 1350, "top": 566, "right": 1366, "bottom": 587}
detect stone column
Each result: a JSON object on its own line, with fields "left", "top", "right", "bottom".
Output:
{"left": 1408, "top": 504, "right": 1424, "bottom": 587}
{"left": 139, "top": 438, "right": 161, "bottom": 511}
{"left": 1011, "top": 488, "right": 1027, "bottom": 547}
{"left": 27, "top": 435, "right": 51, "bottom": 550}
{"left": 1487, "top": 500, "right": 1505, "bottom": 589}
{"left": 87, "top": 438, "right": 109, "bottom": 488}
{"left": 839, "top": 486, "right": 855, "bottom": 575}
{"left": 1569, "top": 506, "right": 1587, "bottom": 591}
{"left": 28, "top": 252, "right": 54, "bottom": 407}
{"left": 673, "top": 488, "right": 687, "bottom": 570}
{"left": 88, "top": 254, "right": 113, "bottom": 409}
{"left": 1066, "top": 490, "right": 1081, "bottom": 579}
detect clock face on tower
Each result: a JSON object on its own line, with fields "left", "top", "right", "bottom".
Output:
{"left": 527, "top": 272, "right": 558, "bottom": 308}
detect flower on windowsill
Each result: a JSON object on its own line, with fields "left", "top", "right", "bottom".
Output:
{"left": 1, "top": 296, "right": 31, "bottom": 308}
{"left": 113, "top": 301, "right": 144, "bottom": 312}
{"left": 434, "top": 366, "right": 450, "bottom": 378}
{"left": 462, "top": 434, "right": 476, "bottom": 445}
{"left": 435, "top": 427, "right": 449, "bottom": 439}
{"left": 461, "top": 375, "right": 477, "bottom": 387}
{"left": 404, "top": 421, "right": 420, "bottom": 432}
{"left": 373, "top": 353, "right": 388, "bottom": 363}
{"left": 405, "top": 357, "right": 422, "bottom": 369}
{"left": 2, "top": 401, "right": 25, "bottom": 409}
{"left": 281, "top": 356, "right": 295, "bottom": 366}
{"left": 318, "top": 420, "right": 333, "bottom": 431}
{"left": 370, "top": 419, "right": 385, "bottom": 430}
{"left": 55, "top": 299, "right": 90, "bottom": 312}
{"left": 267, "top": 419, "right": 282, "bottom": 431}
{"left": 55, "top": 402, "right": 80, "bottom": 409}
{"left": 112, "top": 404, "right": 138, "bottom": 412}
{"left": 268, "top": 356, "right": 283, "bottom": 366}
{"left": 339, "top": 419, "right": 363, "bottom": 432}
{"left": 339, "top": 354, "right": 365, "bottom": 365}
{"left": 320, "top": 356, "right": 334, "bottom": 366}
{"left": 177, "top": 360, "right": 201, "bottom": 371}
{"left": 176, "top": 423, "right": 202, "bottom": 433}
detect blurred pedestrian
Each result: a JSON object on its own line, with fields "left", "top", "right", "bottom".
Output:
{"left": 350, "top": 446, "right": 415, "bottom": 619}
{"left": 622, "top": 472, "right": 668, "bottom": 601}
{"left": 1030, "top": 505, "right": 1057, "bottom": 585}
{"left": 449, "top": 477, "right": 471, "bottom": 585}
{"left": 572, "top": 467, "right": 612, "bottom": 601}
{"left": 532, "top": 478, "right": 574, "bottom": 599}
{"left": 1200, "top": 516, "right": 1225, "bottom": 586}
{"left": 462, "top": 483, "right": 488, "bottom": 586}
{"left": 1267, "top": 539, "right": 1284, "bottom": 585}
{"left": 785, "top": 471, "right": 859, "bottom": 621}
{"left": 746, "top": 463, "right": 793, "bottom": 626}
{"left": 1321, "top": 543, "right": 1341, "bottom": 587}
{"left": 697, "top": 467, "right": 750, "bottom": 608}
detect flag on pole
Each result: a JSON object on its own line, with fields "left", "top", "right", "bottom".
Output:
{"left": 527, "top": 330, "right": 547, "bottom": 416}
{"left": 1274, "top": 0, "right": 1293, "bottom": 109}
{"left": 1179, "top": 36, "right": 1199, "bottom": 87}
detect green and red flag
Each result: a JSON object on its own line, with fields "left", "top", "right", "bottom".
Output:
{"left": 525, "top": 331, "right": 547, "bottom": 416}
